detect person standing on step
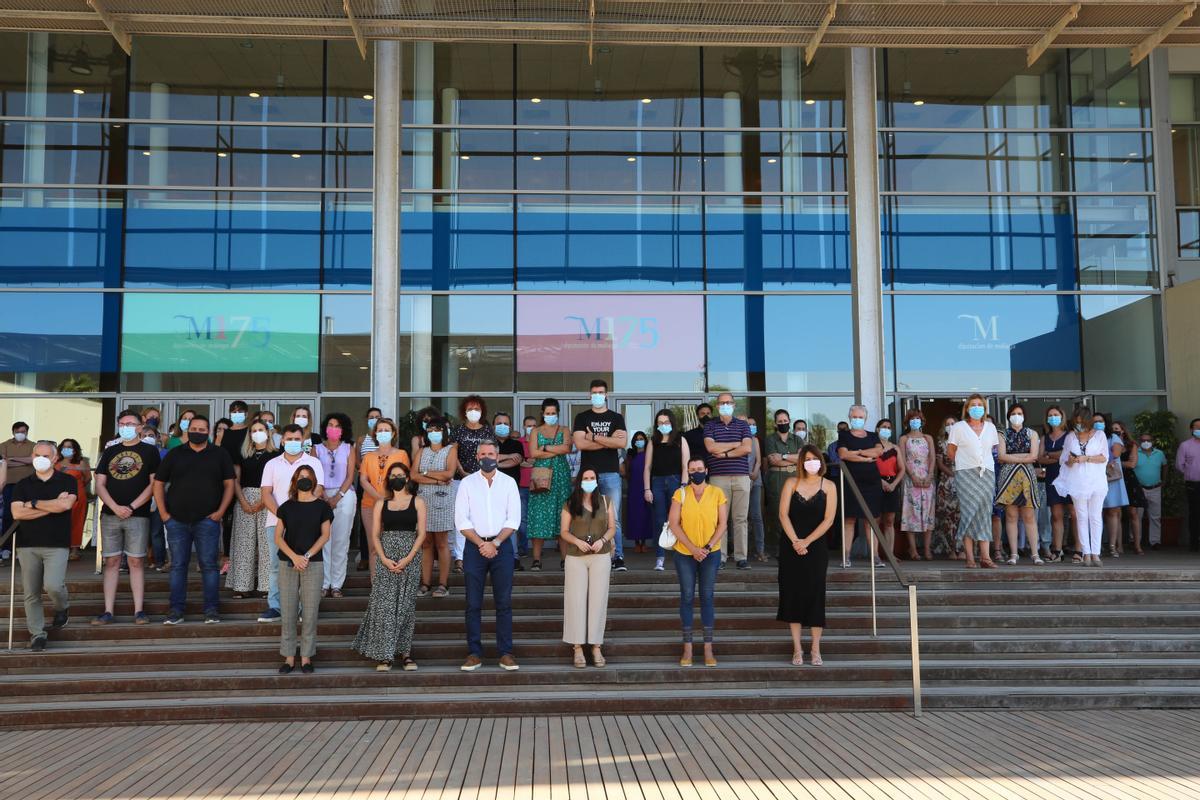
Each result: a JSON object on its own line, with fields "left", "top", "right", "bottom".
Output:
{"left": 933, "top": 416, "right": 961, "bottom": 559}
{"left": 54, "top": 439, "right": 90, "bottom": 563}
{"left": 93, "top": 410, "right": 161, "bottom": 625}
{"left": 1038, "top": 407, "right": 1070, "bottom": 563}
{"left": 1096, "top": 413, "right": 1129, "bottom": 559}
{"left": 1177, "top": 418, "right": 1200, "bottom": 552}
{"left": 764, "top": 410, "right": 802, "bottom": 559}
{"left": 316, "top": 413, "right": 357, "bottom": 598}
{"left": 274, "top": 465, "right": 332, "bottom": 675}
{"left": 682, "top": 403, "right": 713, "bottom": 469}
{"left": 359, "top": 418, "right": 409, "bottom": 585}
{"left": 456, "top": 440, "right": 521, "bottom": 672}
{"left": 1113, "top": 421, "right": 1144, "bottom": 555}
{"left": 353, "top": 461, "right": 426, "bottom": 671}
{"left": 153, "top": 415, "right": 236, "bottom": 625}
{"left": 899, "top": 409, "right": 936, "bottom": 561}
{"left": 703, "top": 393, "right": 753, "bottom": 570}
{"left": 875, "top": 418, "right": 905, "bottom": 565}
{"left": 668, "top": 456, "right": 728, "bottom": 668}
{"left": 644, "top": 409, "right": 689, "bottom": 572}
{"left": 527, "top": 399, "right": 572, "bottom": 571}
{"left": 573, "top": 379, "right": 629, "bottom": 571}
{"left": 625, "top": 431, "right": 653, "bottom": 556}
{"left": 354, "top": 407, "right": 383, "bottom": 572}
{"left": 412, "top": 416, "right": 457, "bottom": 598}
{"left": 560, "top": 468, "right": 616, "bottom": 668}
{"left": 453, "top": 396, "right": 494, "bottom": 573}
{"left": 838, "top": 405, "right": 884, "bottom": 568}
{"left": 11, "top": 441, "right": 77, "bottom": 651}
{"left": 777, "top": 446, "right": 837, "bottom": 667}
{"left": 1052, "top": 406, "right": 1110, "bottom": 566}
{"left": 995, "top": 403, "right": 1042, "bottom": 566}
{"left": 0, "top": 421, "right": 35, "bottom": 565}
{"left": 741, "top": 415, "right": 768, "bottom": 563}
{"left": 494, "top": 412, "right": 528, "bottom": 571}
{"left": 258, "top": 425, "right": 325, "bottom": 624}
{"left": 227, "top": 420, "right": 275, "bottom": 599}
{"left": 216, "top": 401, "right": 251, "bottom": 574}
{"left": 948, "top": 396, "right": 999, "bottom": 569}
{"left": 1134, "top": 429, "right": 1167, "bottom": 551}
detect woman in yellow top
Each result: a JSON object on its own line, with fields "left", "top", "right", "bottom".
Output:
{"left": 359, "top": 418, "right": 411, "bottom": 576}
{"left": 667, "top": 456, "right": 728, "bottom": 668}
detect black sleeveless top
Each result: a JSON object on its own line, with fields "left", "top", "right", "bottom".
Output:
{"left": 380, "top": 499, "right": 418, "bottom": 532}
{"left": 650, "top": 438, "right": 683, "bottom": 477}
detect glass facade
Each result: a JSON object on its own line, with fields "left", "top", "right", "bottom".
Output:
{"left": 0, "top": 32, "right": 1169, "bottom": 451}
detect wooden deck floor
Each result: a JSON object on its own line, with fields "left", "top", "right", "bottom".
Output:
{"left": 2, "top": 710, "right": 1197, "bottom": 799}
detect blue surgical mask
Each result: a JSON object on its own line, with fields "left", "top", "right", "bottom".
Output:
{"left": 265, "top": 421, "right": 275, "bottom": 430}
{"left": 230, "top": 412, "right": 246, "bottom": 425}
{"left": 879, "top": 428, "right": 892, "bottom": 441}
{"left": 180, "top": 419, "right": 191, "bottom": 432}
{"left": 524, "top": 426, "right": 533, "bottom": 437}
{"left": 849, "top": 418, "right": 866, "bottom": 430}
{"left": 118, "top": 425, "right": 138, "bottom": 442}
{"left": 581, "top": 479, "right": 598, "bottom": 494}
{"left": 428, "top": 430, "right": 443, "bottom": 445}
{"left": 1193, "top": 430, "right": 1200, "bottom": 439}
{"left": 718, "top": 403, "right": 734, "bottom": 417}
{"left": 590, "top": 393, "right": 606, "bottom": 408}
{"left": 283, "top": 440, "right": 303, "bottom": 456}
{"left": 495, "top": 424, "right": 511, "bottom": 438}
{"left": 421, "top": 420, "right": 429, "bottom": 431}
{"left": 657, "top": 424, "right": 672, "bottom": 436}
{"left": 544, "top": 414, "right": 558, "bottom": 426}
{"left": 1048, "top": 415, "right": 1062, "bottom": 427}
{"left": 1093, "top": 421, "right": 1106, "bottom": 432}
{"left": 61, "top": 447, "right": 74, "bottom": 458}
{"left": 968, "top": 406, "right": 985, "bottom": 420}
{"left": 376, "top": 431, "right": 394, "bottom": 445}
{"left": 367, "top": 417, "right": 378, "bottom": 430}
{"left": 749, "top": 425, "right": 757, "bottom": 436}
{"left": 634, "top": 439, "right": 645, "bottom": 449}
{"left": 908, "top": 419, "right": 922, "bottom": 431}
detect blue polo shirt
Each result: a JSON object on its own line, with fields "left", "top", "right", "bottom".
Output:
{"left": 703, "top": 417, "right": 752, "bottom": 476}
{"left": 1133, "top": 448, "right": 1166, "bottom": 487}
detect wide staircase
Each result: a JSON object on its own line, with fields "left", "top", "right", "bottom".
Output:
{"left": 2, "top": 555, "right": 1200, "bottom": 727}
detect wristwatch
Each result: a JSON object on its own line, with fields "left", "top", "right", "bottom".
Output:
{"left": 30, "top": 499, "right": 37, "bottom": 510}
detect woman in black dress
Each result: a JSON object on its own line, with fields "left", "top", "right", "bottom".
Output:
{"left": 778, "top": 445, "right": 838, "bottom": 667}
{"left": 837, "top": 404, "right": 884, "bottom": 568}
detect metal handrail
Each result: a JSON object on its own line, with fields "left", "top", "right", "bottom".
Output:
{"left": 836, "top": 462, "right": 923, "bottom": 716}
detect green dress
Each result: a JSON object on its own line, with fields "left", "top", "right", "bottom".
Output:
{"left": 527, "top": 428, "right": 572, "bottom": 540}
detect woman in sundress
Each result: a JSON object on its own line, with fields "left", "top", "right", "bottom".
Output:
{"left": 525, "top": 398, "right": 572, "bottom": 570}
{"left": 899, "top": 409, "right": 937, "bottom": 561}
{"left": 932, "top": 416, "right": 960, "bottom": 558}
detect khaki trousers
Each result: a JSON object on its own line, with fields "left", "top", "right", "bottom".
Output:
{"left": 562, "top": 553, "right": 612, "bottom": 645}
{"left": 709, "top": 474, "right": 751, "bottom": 562}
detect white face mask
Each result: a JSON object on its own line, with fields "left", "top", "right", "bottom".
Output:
{"left": 1009, "top": 414, "right": 1024, "bottom": 427}
{"left": 13, "top": 432, "right": 27, "bottom": 442}
{"left": 32, "top": 455, "right": 52, "bottom": 472}
{"left": 466, "top": 409, "right": 482, "bottom": 423}
{"left": 803, "top": 459, "right": 822, "bottom": 475}
{"left": 294, "top": 416, "right": 309, "bottom": 427}
{"left": 141, "top": 436, "right": 157, "bottom": 446}
{"left": 795, "top": 430, "right": 808, "bottom": 440}
{"left": 1140, "top": 440, "right": 1153, "bottom": 451}
{"left": 251, "top": 430, "right": 269, "bottom": 445}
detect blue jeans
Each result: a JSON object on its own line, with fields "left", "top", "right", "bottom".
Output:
{"left": 597, "top": 471, "right": 624, "bottom": 559}
{"left": 749, "top": 480, "right": 765, "bottom": 558}
{"left": 650, "top": 475, "right": 681, "bottom": 558}
{"left": 464, "top": 537, "right": 515, "bottom": 657}
{"left": 515, "top": 487, "right": 530, "bottom": 559}
{"left": 673, "top": 550, "right": 719, "bottom": 643}
{"left": 165, "top": 517, "right": 221, "bottom": 616}
{"left": 266, "top": 525, "right": 280, "bottom": 610}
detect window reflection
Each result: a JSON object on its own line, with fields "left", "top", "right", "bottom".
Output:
{"left": 0, "top": 292, "right": 118, "bottom": 392}
{"left": 703, "top": 131, "right": 845, "bottom": 193}
{"left": 1, "top": 33, "right": 127, "bottom": 118}
{"left": 324, "top": 193, "right": 371, "bottom": 288}
{"left": 516, "top": 130, "right": 702, "bottom": 193}
{"left": 404, "top": 42, "right": 513, "bottom": 126}
{"left": 399, "top": 294, "right": 514, "bottom": 393}
{"left": 1068, "top": 49, "right": 1150, "bottom": 129}
{"left": 0, "top": 121, "right": 122, "bottom": 185}
{"left": 400, "top": 193, "right": 514, "bottom": 290}
{"left": 326, "top": 41, "right": 374, "bottom": 124}
{"left": 125, "top": 124, "right": 326, "bottom": 188}
{"left": 882, "top": 131, "right": 1066, "bottom": 193}
{"left": 0, "top": 188, "right": 122, "bottom": 287}
{"left": 321, "top": 294, "right": 371, "bottom": 392}
{"left": 403, "top": 128, "right": 515, "bottom": 191}
{"left": 1075, "top": 195, "right": 1156, "bottom": 289}
{"left": 1080, "top": 295, "right": 1163, "bottom": 391}
{"left": 702, "top": 48, "right": 844, "bottom": 128}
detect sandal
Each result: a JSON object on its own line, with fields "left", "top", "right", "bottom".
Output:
{"left": 573, "top": 647, "right": 587, "bottom": 669}
{"left": 910, "top": 553, "right": 923, "bottom": 561}
{"left": 331, "top": 589, "right": 345, "bottom": 599}
{"left": 965, "top": 560, "right": 979, "bottom": 569}
{"left": 432, "top": 584, "right": 448, "bottom": 598}
{"left": 1072, "top": 552, "right": 1084, "bottom": 564}
{"left": 417, "top": 584, "right": 430, "bottom": 598}
{"left": 376, "top": 662, "right": 392, "bottom": 672}
{"left": 810, "top": 652, "right": 824, "bottom": 667}
{"left": 592, "top": 647, "right": 606, "bottom": 668}
{"left": 980, "top": 559, "right": 998, "bottom": 569}
{"left": 401, "top": 656, "right": 418, "bottom": 671}
{"left": 791, "top": 652, "right": 804, "bottom": 666}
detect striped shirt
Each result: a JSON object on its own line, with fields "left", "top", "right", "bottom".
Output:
{"left": 703, "top": 418, "right": 752, "bottom": 476}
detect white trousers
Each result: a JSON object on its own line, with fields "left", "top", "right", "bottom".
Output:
{"left": 1143, "top": 485, "right": 1162, "bottom": 545}
{"left": 322, "top": 489, "right": 356, "bottom": 590}
{"left": 1072, "top": 492, "right": 1105, "bottom": 556}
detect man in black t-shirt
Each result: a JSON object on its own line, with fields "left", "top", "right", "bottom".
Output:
{"left": 11, "top": 441, "right": 78, "bottom": 650}
{"left": 572, "top": 379, "right": 629, "bottom": 570}
{"left": 682, "top": 402, "right": 713, "bottom": 466}
{"left": 94, "top": 409, "right": 162, "bottom": 625}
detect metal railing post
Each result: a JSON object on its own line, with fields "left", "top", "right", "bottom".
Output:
{"left": 869, "top": 524, "right": 877, "bottom": 637}
{"left": 909, "top": 583, "right": 922, "bottom": 717}
{"left": 7, "top": 530, "right": 15, "bottom": 652}
{"left": 839, "top": 468, "right": 846, "bottom": 567}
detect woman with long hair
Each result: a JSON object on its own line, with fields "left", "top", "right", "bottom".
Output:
{"left": 777, "top": 446, "right": 837, "bottom": 666}
{"left": 274, "top": 465, "right": 333, "bottom": 674}
{"left": 1113, "top": 419, "right": 1144, "bottom": 556}
{"left": 899, "top": 409, "right": 937, "bottom": 561}
{"left": 56, "top": 439, "right": 91, "bottom": 561}
{"left": 1038, "top": 406, "right": 1071, "bottom": 562}
{"left": 1053, "top": 406, "right": 1110, "bottom": 566}
{"left": 316, "top": 412, "right": 358, "bottom": 598}
{"left": 560, "top": 467, "right": 616, "bottom": 668}
{"left": 643, "top": 408, "right": 690, "bottom": 571}
{"left": 227, "top": 420, "right": 277, "bottom": 597}
{"left": 932, "top": 416, "right": 960, "bottom": 558}
{"left": 411, "top": 416, "right": 458, "bottom": 598}
{"left": 995, "top": 403, "right": 1042, "bottom": 565}
{"left": 526, "top": 398, "right": 572, "bottom": 570}
{"left": 948, "top": 394, "right": 999, "bottom": 568}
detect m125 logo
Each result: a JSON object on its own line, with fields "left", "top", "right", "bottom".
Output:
{"left": 174, "top": 315, "right": 272, "bottom": 349}
{"left": 565, "top": 316, "right": 660, "bottom": 350}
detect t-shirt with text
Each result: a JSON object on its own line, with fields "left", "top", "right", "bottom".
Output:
{"left": 573, "top": 409, "right": 627, "bottom": 475}
{"left": 95, "top": 441, "right": 162, "bottom": 518}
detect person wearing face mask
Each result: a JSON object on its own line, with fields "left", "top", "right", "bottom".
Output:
{"left": 255, "top": 410, "right": 280, "bottom": 449}
{"left": 933, "top": 416, "right": 961, "bottom": 559}
{"left": 644, "top": 409, "right": 690, "bottom": 572}
{"left": 1053, "top": 406, "right": 1110, "bottom": 566}
{"left": 290, "top": 406, "right": 321, "bottom": 454}
{"left": 54, "top": 438, "right": 90, "bottom": 561}
{"left": 493, "top": 412, "right": 529, "bottom": 569}
{"left": 837, "top": 405, "right": 884, "bottom": 568}
{"left": 702, "top": 393, "right": 753, "bottom": 570}
{"left": 1095, "top": 413, "right": 1129, "bottom": 559}
{"left": 527, "top": 399, "right": 572, "bottom": 571}
{"left": 358, "top": 418, "right": 409, "bottom": 587}
{"left": 1133, "top": 430, "right": 1167, "bottom": 551}
{"left": 410, "top": 406, "right": 440, "bottom": 464}
{"left": 765, "top": 410, "right": 803, "bottom": 555}
{"left": 353, "top": 462, "right": 427, "bottom": 671}
{"left": 166, "top": 410, "right": 196, "bottom": 450}
{"left": 948, "top": 395, "right": 1000, "bottom": 569}
{"left": 740, "top": 415, "right": 768, "bottom": 563}
{"left": 227, "top": 420, "right": 276, "bottom": 599}
{"left": 1178, "top": 419, "right": 1200, "bottom": 552}
{"left": 257, "top": 424, "right": 326, "bottom": 624}
{"left": 777, "top": 446, "right": 837, "bottom": 666}
{"left": 456, "top": 440, "right": 522, "bottom": 672}
{"left": 274, "top": 465, "right": 333, "bottom": 675}
{"left": 625, "top": 431, "right": 653, "bottom": 554}
{"left": 560, "top": 468, "right": 616, "bottom": 668}
{"left": 315, "top": 413, "right": 358, "bottom": 598}
{"left": 140, "top": 407, "right": 162, "bottom": 435}
{"left": 93, "top": 411, "right": 161, "bottom": 625}
{"left": 353, "top": 407, "right": 383, "bottom": 571}
{"left": 217, "top": 403, "right": 251, "bottom": 575}
{"left": 874, "top": 420, "right": 906, "bottom": 565}
{"left": 0, "top": 422, "right": 36, "bottom": 562}
{"left": 152, "top": 415, "right": 236, "bottom": 624}
{"left": 573, "top": 380, "right": 630, "bottom": 571}
{"left": 453, "top": 396, "right": 494, "bottom": 571}
{"left": 1039, "top": 407, "right": 1070, "bottom": 563}
{"left": 1113, "top": 420, "right": 1144, "bottom": 556}
{"left": 139, "top": 424, "right": 170, "bottom": 572}
{"left": 412, "top": 417, "right": 458, "bottom": 598}
{"left": 682, "top": 403, "right": 713, "bottom": 469}
{"left": 668, "top": 457, "right": 728, "bottom": 667}
{"left": 11, "top": 441, "right": 78, "bottom": 650}
{"left": 899, "top": 410, "right": 936, "bottom": 561}
{"left": 995, "top": 403, "right": 1043, "bottom": 566}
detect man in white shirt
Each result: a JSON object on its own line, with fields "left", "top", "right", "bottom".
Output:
{"left": 257, "top": 424, "right": 325, "bottom": 623}
{"left": 454, "top": 440, "right": 521, "bottom": 672}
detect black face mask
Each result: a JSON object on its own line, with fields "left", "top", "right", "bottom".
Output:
{"left": 296, "top": 477, "right": 314, "bottom": 492}
{"left": 147, "top": 417, "right": 159, "bottom": 428}
{"left": 388, "top": 476, "right": 408, "bottom": 491}
{"left": 187, "top": 431, "right": 208, "bottom": 445}
{"left": 479, "top": 457, "right": 498, "bottom": 473}
{"left": 688, "top": 471, "right": 707, "bottom": 485}
{"left": 776, "top": 423, "right": 790, "bottom": 434}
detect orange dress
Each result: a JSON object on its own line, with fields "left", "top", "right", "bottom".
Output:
{"left": 360, "top": 449, "right": 410, "bottom": 509}
{"left": 57, "top": 462, "right": 90, "bottom": 548}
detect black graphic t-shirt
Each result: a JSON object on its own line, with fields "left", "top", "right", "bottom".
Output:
{"left": 572, "top": 409, "right": 627, "bottom": 475}
{"left": 95, "top": 442, "right": 162, "bottom": 518}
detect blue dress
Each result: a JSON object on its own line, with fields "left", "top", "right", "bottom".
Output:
{"left": 1104, "top": 435, "right": 1130, "bottom": 509}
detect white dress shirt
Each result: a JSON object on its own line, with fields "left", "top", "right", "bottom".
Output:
{"left": 454, "top": 469, "right": 521, "bottom": 541}
{"left": 949, "top": 419, "right": 999, "bottom": 474}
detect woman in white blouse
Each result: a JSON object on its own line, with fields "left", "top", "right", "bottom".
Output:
{"left": 947, "top": 394, "right": 999, "bottom": 569}
{"left": 1052, "top": 405, "right": 1110, "bottom": 566}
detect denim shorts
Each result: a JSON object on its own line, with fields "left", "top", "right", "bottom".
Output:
{"left": 100, "top": 514, "right": 150, "bottom": 558}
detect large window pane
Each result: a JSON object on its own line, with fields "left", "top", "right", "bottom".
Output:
{"left": 1180, "top": 209, "right": 1200, "bottom": 258}
{"left": 0, "top": 292, "right": 118, "bottom": 392}
{"left": 131, "top": 38, "right": 323, "bottom": 122}
{"left": 516, "top": 194, "right": 702, "bottom": 290}
{"left": 516, "top": 294, "right": 705, "bottom": 394}
{"left": 324, "top": 193, "right": 371, "bottom": 289}
{"left": 399, "top": 295, "right": 514, "bottom": 393}
{"left": 889, "top": 294, "right": 1082, "bottom": 393}
{"left": 884, "top": 195, "right": 1075, "bottom": 290}
{"left": 0, "top": 122, "right": 121, "bottom": 185}
{"left": 517, "top": 130, "right": 702, "bottom": 193}
{"left": 120, "top": 292, "right": 319, "bottom": 392}
{"left": 1081, "top": 294, "right": 1163, "bottom": 391}
{"left": 404, "top": 129, "right": 514, "bottom": 192}
{"left": 401, "top": 194, "right": 514, "bottom": 290}
{"left": 1075, "top": 195, "right": 1156, "bottom": 289}
{"left": 517, "top": 45, "right": 699, "bottom": 127}
{"left": 125, "top": 124, "right": 327, "bottom": 188}
{"left": 1068, "top": 49, "right": 1150, "bottom": 129}
{"left": 703, "top": 131, "right": 845, "bottom": 193}
{"left": 882, "top": 132, "right": 1066, "bottom": 193}
{"left": 325, "top": 127, "right": 373, "bottom": 190}
{"left": 764, "top": 396, "right": 855, "bottom": 450}
{"left": 881, "top": 49, "right": 1063, "bottom": 129}
{"left": 0, "top": 188, "right": 122, "bottom": 287}
{"left": 703, "top": 48, "right": 844, "bottom": 128}
{"left": 0, "top": 33, "right": 127, "bottom": 118}
{"left": 326, "top": 41, "right": 374, "bottom": 124}
{"left": 705, "top": 196, "right": 849, "bottom": 290}
{"left": 1172, "top": 126, "right": 1200, "bottom": 207}
{"left": 321, "top": 294, "right": 371, "bottom": 392}
{"left": 1071, "top": 131, "right": 1153, "bottom": 193}
{"left": 124, "top": 190, "right": 321, "bottom": 289}
{"left": 404, "top": 43, "right": 513, "bottom": 126}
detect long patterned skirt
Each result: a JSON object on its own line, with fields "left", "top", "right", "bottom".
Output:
{"left": 352, "top": 530, "right": 422, "bottom": 663}
{"left": 932, "top": 473, "right": 960, "bottom": 556}
{"left": 956, "top": 468, "right": 995, "bottom": 544}
{"left": 226, "top": 487, "right": 270, "bottom": 593}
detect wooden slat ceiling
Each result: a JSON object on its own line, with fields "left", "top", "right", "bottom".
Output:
{"left": 0, "top": 1, "right": 1197, "bottom": 51}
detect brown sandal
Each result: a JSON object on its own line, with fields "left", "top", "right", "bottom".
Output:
{"left": 980, "top": 559, "right": 998, "bottom": 569}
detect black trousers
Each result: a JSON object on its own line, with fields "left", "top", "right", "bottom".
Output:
{"left": 1187, "top": 481, "right": 1200, "bottom": 551}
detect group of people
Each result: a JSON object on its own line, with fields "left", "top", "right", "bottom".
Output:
{"left": 4, "top": 392, "right": 1198, "bottom": 670}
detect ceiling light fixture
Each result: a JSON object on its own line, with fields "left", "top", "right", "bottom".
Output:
{"left": 72, "top": 88, "right": 85, "bottom": 95}
{"left": 460, "top": 154, "right": 470, "bottom": 160}
{"left": 912, "top": 99, "right": 925, "bottom": 106}
{"left": 767, "top": 158, "right": 777, "bottom": 164}
{"left": 626, "top": 156, "right": 637, "bottom": 162}
{"left": 530, "top": 97, "right": 541, "bottom": 104}
{"left": 291, "top": 153, "right": 301, "bottom": 158}
{"left": 217, "top": 152, "right": 228, "bottom": 158}
{"left": 804, "top": 99, "right": 815, "bottom": 105}
{"left": 641, "top": 98, "right": 652, "bottom": 104}
{"left": 248, "top": 91, "right": 261, "bottom": 98}
{"left": 142, "top": 151, "right": 151, "bottom": 156}
{"left": 362, "top": 93, "right": 373, "bottom": 100}
{"left": 532, "top": 155, "right": 542, "bottom": 161}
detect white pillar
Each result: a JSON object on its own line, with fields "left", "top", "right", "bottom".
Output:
{"left": 722, "top": 91, "right": 742, "bottom": 203}
{"left": 24, "top": 32, "right": 48, "bottom": 207}
{"left": 440, "top": 87, "right": 460, "bottom": 191}
{"left": 411, "top": 41, "right": 434, "bottom": 213}
{"left": 846, "top": 48, "right": 885, "bottom": 421}
{"left": 1149, "top": 48, "right": 1177, "bottom": 402}
{"left": 372, "top": 41, "right": 402, "bottom": 418}
{"left": 149, "top": 82, "right": 170, "bottom": 201}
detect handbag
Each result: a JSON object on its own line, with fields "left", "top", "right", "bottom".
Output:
{"left": 658, "top": 485, "right": 685, "bottom": 550}
{"left": 1105, "top": 458, "right": 1122, "bottom": 483}
{"left": 529, "top": 425, "right": 560, "bottom": 494}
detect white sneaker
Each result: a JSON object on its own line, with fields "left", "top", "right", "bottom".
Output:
{"left": 654, "top": 557, "right": 664, "bottom": 571}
